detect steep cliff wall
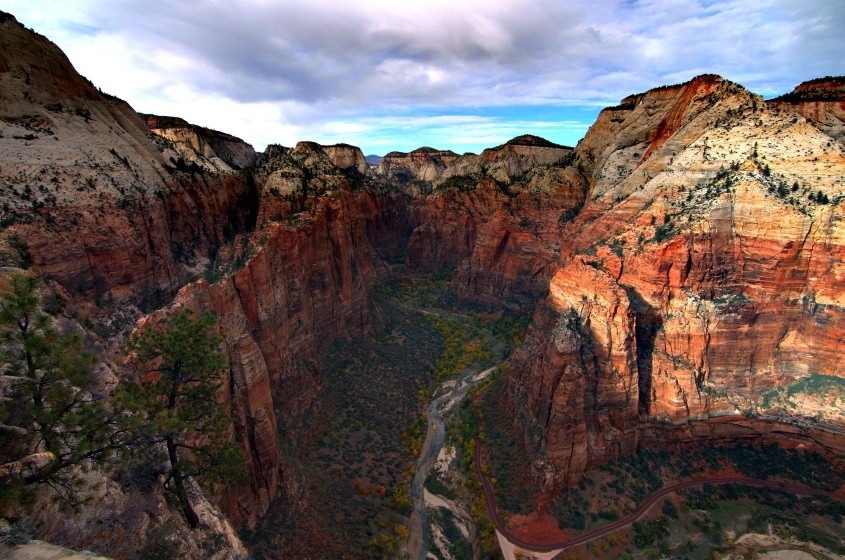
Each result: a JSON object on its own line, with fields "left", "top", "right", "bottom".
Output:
{"left": 135, "top": 189, "right": 382, "bottom": 528}
{"left": 0, "top": 14, "right": 257, "bottom": 310}
{"left": 0, "top": 15, "right": 400, "bottom": 534}
{"left": 509, "top": 260, "right": 639, "bottom": 492}
{"left": 403, "top": 137, "right": 586, "bottom": 311}
{"left": 509, "top": 75, "right": 845, "bottom": 488}
{"left": 768, "top": 76, "right": 845, "bottom": 142}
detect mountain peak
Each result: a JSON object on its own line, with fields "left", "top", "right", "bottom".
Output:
{"left": 499, "top": 134, "right": 570, "bottom": 149}
{"left": 769, "top": 76, "right": 845, "bottom": 103}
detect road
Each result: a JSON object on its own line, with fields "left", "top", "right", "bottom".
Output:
{"left": 405, "top": 360, "right": 505, "bottom": 560}
{"left": 475, "top": 437, "right": 841, "bottom": 555}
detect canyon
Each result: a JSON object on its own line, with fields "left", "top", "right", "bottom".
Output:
{"left": 0, "top": 9, "right": 843, "bottom": 559}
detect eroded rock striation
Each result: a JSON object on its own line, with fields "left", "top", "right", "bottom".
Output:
{"left": 0, "top": 13, "right": 258, "bottom": 310}
{"left": 3, "top": 7, "right": 845, "bottom": 553}
{"left": 509, "top": 74, "right": 845, "bottom": 491}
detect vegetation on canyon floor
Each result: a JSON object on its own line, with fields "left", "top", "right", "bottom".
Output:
{"left": 239, "top": 271, "right": 531, "bottom": 559}
{"left": 474, "top": 384, "right": 845, "bottom": 560}
{"left": 241, "top": 278, "right": 443, "bottom": 559}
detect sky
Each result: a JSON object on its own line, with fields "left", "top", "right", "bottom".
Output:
{"left": 2, "top": 1, "right": 843, "bottom": 155}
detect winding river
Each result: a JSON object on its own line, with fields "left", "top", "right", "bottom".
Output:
{"left": 405, "top": 359, "right": 505, "bottom": 560}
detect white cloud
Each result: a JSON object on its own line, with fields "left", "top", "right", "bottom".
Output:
{"left": 1, "top": 0, "right": 842, "bottom": 153}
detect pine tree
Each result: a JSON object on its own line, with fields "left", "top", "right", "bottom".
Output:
{"left": 0, "top": 272, "right": 112, "bottom": 505}
{"left": 117, "top": 309, "right": 245, "bottom": 527}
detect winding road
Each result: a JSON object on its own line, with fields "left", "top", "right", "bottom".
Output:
{"left": 475, "top": 437, "right": 842, "bottom": 556}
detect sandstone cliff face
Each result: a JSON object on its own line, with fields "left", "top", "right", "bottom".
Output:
{"left": 768, "top": 77, "right": 845, "bottom": 142}
{"left": 0, "top": 13, "right": 304, "bottom": 537}
{"left": 0, "top": 16, "right": 395, "bottom": 534}
{"left": 378, "top": 146, "right": 460, "bottom": 186}
{"left": 322, "top": 143, "right": 369, "bottom": 174}
{"left": 510, "top": 260, "right": 639, "bottom": 491}
{"left": 448, "top": 186, "right": 582, "bottom": 311}
{"left": 136, "top": 188, "right": 382, "bottom": 528}
{"left": 0, "top": 14, "right": 257, "bottom": 310}
{"left": 405, "top": 179, "right": 505, "bottom": 272}
{"left": 142, "top": 114, "right": 258, "bottom": 172}
{"left": 510, "top": 75, "right": 845, "bottom": 487}
{"left": 401, "top": 137, "right": 585, "bottom": 311}
{"left": 442, "top": 135, "right": 573, "bottom": 189}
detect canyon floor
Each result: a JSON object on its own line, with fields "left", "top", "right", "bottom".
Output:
{"left": 236, "top": 272, "right": 524, "bottom": 559}
{"left": 240, "top": 270, "right": 845, "bottom": 560}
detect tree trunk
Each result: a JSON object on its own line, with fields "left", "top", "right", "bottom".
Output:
{"left": 166, "top": 435, "right": 199, "bottom": 528}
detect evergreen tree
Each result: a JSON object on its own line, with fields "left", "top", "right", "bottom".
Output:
{"left": 117, "top": 309, "right": 245, "bottom": 527}
{"left": 0, "top": 272, "right": 112, "bottom": 505}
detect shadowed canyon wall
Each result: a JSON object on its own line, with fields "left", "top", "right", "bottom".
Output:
{"left": 2, "top": 10, "right": 844, "bottom": 544}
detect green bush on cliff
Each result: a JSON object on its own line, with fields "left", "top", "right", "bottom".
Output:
{"left": 0, "top": 272, "right": 112, "bottom": 507}
{"left": 116, "top": 309, "right": 246, "bottom": 527}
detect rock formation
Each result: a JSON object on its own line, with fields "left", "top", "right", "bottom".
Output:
{"left": 0, "top": 10, "right": 385, "bottom": 537}
{"left": 378, "top": 146, "right": 460, "bottom": 186}
{"left": 142, "top": 114, "right": 258, "bottom": 172}
{"left": 0, "top": 12, "right": 258, "bottom": 310}
{"left": 2, "top": 7, "right": 845, "bottom": 555}
{"left": 400, "top": 136, "right": 584, "bottom": 311}
{"left": 322, "top": 143, "right": 369, "bottom": 174}
{"left": 768, "top": 76, "right": 845, "bottom": 142}
{"left": 509, "top": 74, "right": 845, "bottom": 489}
{"left": 144, "top": 187, "right": 383, "bottom": 528}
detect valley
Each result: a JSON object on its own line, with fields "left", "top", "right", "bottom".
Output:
{"left": 0, "top": 9, "right": 844, "bottom": 560}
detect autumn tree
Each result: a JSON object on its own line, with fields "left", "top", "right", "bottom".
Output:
{"left": 0, "top": 272, "right": 114, "bottom": 505}
{"left": 117, "top": 309, "right": 245, "bottom": 527}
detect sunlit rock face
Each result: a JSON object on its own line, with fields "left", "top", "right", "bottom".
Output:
{"left": 509, "top": 74, "right": 845, "bottom": 488}
{"left": 768, "top": 77, "right": 845, "bottom": 142}
{"left": 4, "top": 6, "right": 845, "bottom": 538}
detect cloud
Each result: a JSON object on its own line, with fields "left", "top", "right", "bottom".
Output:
{"left": 2, "top": 0, "right": 843, "bottom": 153}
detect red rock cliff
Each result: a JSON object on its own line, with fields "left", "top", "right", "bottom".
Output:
{"left": 0, "top": 14, "right": 258, "bottom": 310}
{"left": 402, "top": 137, "right": 586, "bottom": 311}
{"left": 138, "top": 188, "right": 383, "bottom": 528}
{"left": 510, "top": 75, "right": 845, "bottom": 488}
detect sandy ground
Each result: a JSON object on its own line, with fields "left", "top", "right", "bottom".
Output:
{"left": 4, "top": 541, "right": 110, "bottom": 560}
{"left": 495, "top": 530, "right": 564, "bottom": 560}
{"left": 724, "top": 533, "right": 842, "bottom": 560}
{"left": 432, "top": 444, "right": 456, "bottom": 475}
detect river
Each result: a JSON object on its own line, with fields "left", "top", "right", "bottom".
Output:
{"left": 405, "top": 360, "right": 505, "bottom": 559}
